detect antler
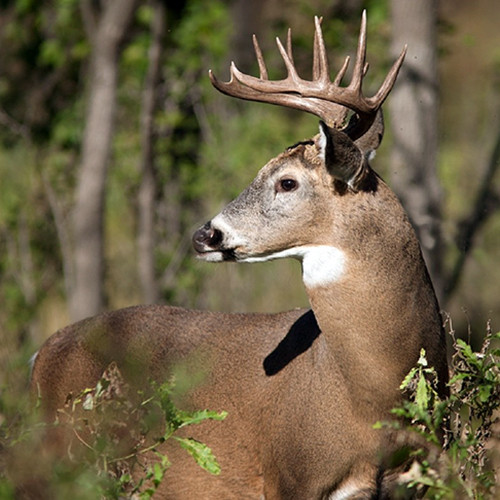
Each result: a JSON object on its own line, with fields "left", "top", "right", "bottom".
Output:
{"left": 209, "top": 11, "right": 407, "bottom": 140}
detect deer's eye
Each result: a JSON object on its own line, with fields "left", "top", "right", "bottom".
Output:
{"left": 278, "top": 178, "right": 298, "bottom": 192}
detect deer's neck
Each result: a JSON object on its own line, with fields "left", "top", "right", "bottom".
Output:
{"left": 302, "top": 234, "right": 442, "bottom": 412}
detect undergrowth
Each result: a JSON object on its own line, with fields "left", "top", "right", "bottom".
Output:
{"left": 377, "top": 315, "right": 500, "bottom": 499}
{"left": 1, "top": 316, "right": 499, "bottom": 498}
{"left": 0, "top": 362, "right": 226, "bottom": 498}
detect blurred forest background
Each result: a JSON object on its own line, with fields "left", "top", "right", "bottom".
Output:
{"left": 1, "top": 0, "right": 500, "bottom": 394}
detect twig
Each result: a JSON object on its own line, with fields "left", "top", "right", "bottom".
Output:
{"left": 0, "top": 108, "right": 30, "bottom": 141}
{"left": 445, "top": 127, "right": 500, "bottom": 300}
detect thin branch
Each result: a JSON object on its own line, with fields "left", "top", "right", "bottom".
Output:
{"left": 191, "top": 88, "right": 215, "bottom": 145}
{"left": 445, "top": 128, "right": 500, "bottom": 300}
{"left": 0, "top": 108, "right": 31, "bottom": 141}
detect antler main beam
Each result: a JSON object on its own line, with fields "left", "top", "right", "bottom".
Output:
{"left": 209, "top": 11, "right": 407, "bottom": 138}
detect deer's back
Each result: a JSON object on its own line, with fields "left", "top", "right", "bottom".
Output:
{"left": 31, "top": 305, "right": 379, "bottom": 498}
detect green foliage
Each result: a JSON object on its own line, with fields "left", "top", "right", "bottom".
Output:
{"left": 376, "top": 320, "right": 500, "bottom": 498}
{"left": 170, "top": 0, "right": 230, "bottom": 73}
{"left": 0, "top": 0, "right": 85, "bottom": 144}
{"left": 389, "top": 349, "right": 449, "bottom": 448}
{"left": 0, "top": 363, "right": 226, "bottom": 499}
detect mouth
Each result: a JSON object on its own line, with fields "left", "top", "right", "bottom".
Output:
{"left": 194, "top": 248, "right": 237, "bottom": 262}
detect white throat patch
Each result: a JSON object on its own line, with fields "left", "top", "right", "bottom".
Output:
{"left": 242, "top": 245, "right": 346, "bottom": 288}
{"left": 301, "top": 245, "right": 346, "bottom": 288}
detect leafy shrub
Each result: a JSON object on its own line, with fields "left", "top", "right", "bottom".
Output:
{"left": 377, "top": 316, "right": 499, "bottom": 499}
{"left": 1, "top": 363, "right": 226, "bottom": 499}
{"left": 2, "top": 318, "right": 499, "bottom": 498}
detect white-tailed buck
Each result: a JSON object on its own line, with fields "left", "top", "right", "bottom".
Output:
{"left": 31, "top": 13, "right": 448, "bottom": 499}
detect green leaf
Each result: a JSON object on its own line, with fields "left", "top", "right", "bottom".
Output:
{"left": 178, "top": 409, "right": 227, "bottom": 429}
{"left": 448, "top": 372, "right": 469, "bottom": 384}
{"left": 456, "top": 339, "right": 479, "bottom": 365}
{"left": 390, "top": 407, "right": 409, "bottom": 418}
{"left": 140, "top": 487, "right": 155, "bottom": 499}
{"left": 152, "top": 462, "right": 164, "bottom": 486}
{"left": 400, "top": 367, "right": 418, "bottom": 390}
{"left": 416, "top": 374, "right": 429, "bottom": 412}
{"left": 478, "top": 384, "right": 492, "bottom": 403}
{"left": 174, "top": 437, "right": 222, "bottom": 475}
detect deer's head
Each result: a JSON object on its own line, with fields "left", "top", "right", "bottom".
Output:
{"left": 193, "top": 13, "right": 407, "bottom": 288}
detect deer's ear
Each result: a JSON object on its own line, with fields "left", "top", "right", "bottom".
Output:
{"left": 318, "top": 121, "right": 367, "bottom": 192}
{"left": 352, "top": 109, "right": 384, "bottom": 160}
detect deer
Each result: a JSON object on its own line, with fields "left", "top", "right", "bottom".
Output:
{"left": 30, "top": 12, "right": 448, "bottom": 499}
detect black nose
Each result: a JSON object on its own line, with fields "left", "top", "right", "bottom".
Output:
{"left": 192, "top": 222, "right": 223, "bottom": 253}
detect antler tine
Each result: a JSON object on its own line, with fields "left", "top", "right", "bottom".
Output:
{"left": 312, "top": 17, "right": 320, "bottom": 80}
{"left": 312, "top": 16, "right": 329, "bottom": 83}
{"left": 252, "top": 34, "right": 268, "bottom": 80}
{"left": 369, "top": 44, "right": 407, "bottom": 107}
{"left": 349, "top": 10, "right": 367, "bottom": 92}
{"left": 333, "top": 56, "right": 350, "bottom": 86}
{"left": 286, "top": 28, "right": 294, "bottom": 65}
{"left": 275, "top": 35, "right": 300, "bottom": 83}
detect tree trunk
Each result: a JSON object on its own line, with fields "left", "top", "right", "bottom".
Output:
{"left": 228, "top": 0, "right": 267, "bottom": 73}
{"left": 70, "top": 0, "right": 137, "bottom": 321}
{"left": 389, "top": 0, "right": 444, "bottom": 302}
{"left": 137, "top": 0, "right": 166, "bottom": 304}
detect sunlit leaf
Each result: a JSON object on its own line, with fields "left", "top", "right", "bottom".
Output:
{"left": 178, "top": 409, "right": 227, "bottom": 429}
{"left": 415, "top": 374, "right": 429, "bottom": 412}
{"left": 174, "top": 437, "right": 222, "bottom": 475}
{"left": 400, "top": 367, "right": 418, "bottom": 390}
